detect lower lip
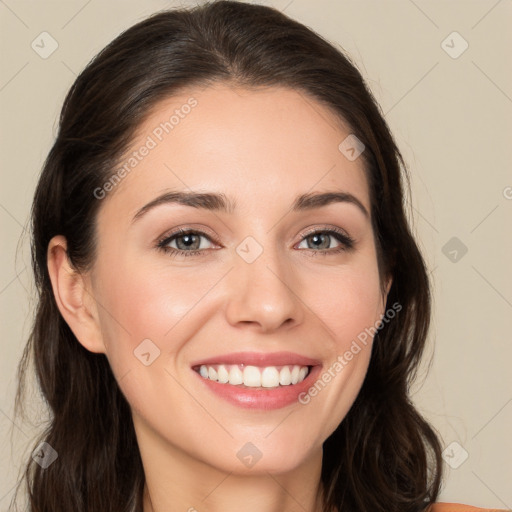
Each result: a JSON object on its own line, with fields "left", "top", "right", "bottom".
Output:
{"left": 193, "top": 365, "right": 323, "bottom": 410}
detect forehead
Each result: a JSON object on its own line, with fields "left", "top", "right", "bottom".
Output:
{"left": 100, "top": 83, "right": 370, "bottom": 221}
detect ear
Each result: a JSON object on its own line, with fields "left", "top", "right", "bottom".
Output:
{"left": 379, "top": 274, "right": 393, "bottom": 316}
{"left": 384, "top": 275, "right": 392, "bottom": 298}
{"left": 47, "top": 235, "right": 105, "bottom": 354}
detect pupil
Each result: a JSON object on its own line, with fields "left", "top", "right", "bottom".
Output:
{"left": 310, "top": 234, "right": 328, "bottom": 249}
{"left": 178, "top": 233, "right": 198, "bottom": 250}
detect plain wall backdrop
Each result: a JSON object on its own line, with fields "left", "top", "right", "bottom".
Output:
{"left": 1, "top": 0, "right": 511, "bottom": 509}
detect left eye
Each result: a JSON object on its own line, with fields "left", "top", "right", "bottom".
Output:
{"left": 297, "top": 232, "right": 343, "bottom": 251}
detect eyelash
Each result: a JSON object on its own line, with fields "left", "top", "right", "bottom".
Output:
{"left": 156, "top": 227, "right": 355, "bottom": 259}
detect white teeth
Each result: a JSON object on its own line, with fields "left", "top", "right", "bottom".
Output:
{"left": 229, "top": 365, "right": 243, "bottom": 385}
{"left": 243, "top": 366, "right": 261, "bottom": 387}
{"left": 261, "top": 367, "right": 280, "bottom": 388}
{"left": 208, "top": 367, "right": 217, "bottom": 381}
{"left": 197, "top": 364, "right": 310, "bottom": 387}
{"left": 279, "top": 366, "right": 292, "bottom": 385}
{"left": 217, "top": 364, "right": 230, "bottom": 384}
{"left": 290, "top": 365, "right": 300, "bottom": 384}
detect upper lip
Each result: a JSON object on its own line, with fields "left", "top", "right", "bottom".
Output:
{"left": 191, "top": 351, "right": 322, "bottom": 368}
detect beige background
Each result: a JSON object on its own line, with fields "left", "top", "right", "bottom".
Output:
{"left": 1, "top": 0, "right": 511, "bottom": 509}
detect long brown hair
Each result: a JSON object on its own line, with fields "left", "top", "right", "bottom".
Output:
{"left": 11, "top": 1, "right": 443, "bottom": 510}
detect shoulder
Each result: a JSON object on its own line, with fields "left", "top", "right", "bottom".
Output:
{"left": 428, "top": 503, "right": 509, "bottom": 512}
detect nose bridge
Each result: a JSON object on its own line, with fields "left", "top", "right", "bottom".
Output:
{"left": 224, "top": 234, "right": 303, "bottom": 332}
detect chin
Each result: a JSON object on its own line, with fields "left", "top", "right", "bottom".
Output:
{"left": 206, "top": 431, "right": 322, "bottom": 476}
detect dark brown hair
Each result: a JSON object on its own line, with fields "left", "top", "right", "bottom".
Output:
{"left": 12, "top": 1, "right": 443, "bottom": 510}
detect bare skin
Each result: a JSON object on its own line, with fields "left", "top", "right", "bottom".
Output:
{"left": 47, "top": 83, "right": 391, "bottom": 512}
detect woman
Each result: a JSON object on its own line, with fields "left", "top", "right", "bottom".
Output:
{"left": 11, "top": 1, "right": 503, "bottom": 511}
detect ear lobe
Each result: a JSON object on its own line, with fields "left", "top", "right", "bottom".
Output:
{"left": 378, "top": 274, "right": 393, "bottom": 320}
{"left": 381, "top": 273, "right": 393, "bottom": 301}
{"left": 47, "top": 235, "right": 105, "bottom": 354}
{"left": 384, "top": 275, "right": 393, "bottom": 299}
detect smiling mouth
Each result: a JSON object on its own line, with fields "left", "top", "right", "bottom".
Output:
{"left": 193, "top": 364, "right": 312, "bottom": 388}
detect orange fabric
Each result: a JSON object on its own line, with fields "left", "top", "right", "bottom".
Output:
{"left": 429, "top": 503, "right": 509, "bottom": 512}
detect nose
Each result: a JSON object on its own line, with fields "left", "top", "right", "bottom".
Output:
{"left": 224, "top": 242, "right": 304, "bottom": 333}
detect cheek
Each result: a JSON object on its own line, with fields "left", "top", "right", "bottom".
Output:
{"left": 297, "top": 258, "right": 382, "bottom": 424}
{"left": 92, "top": 254, "right": 208, "bottom": 371}
{"left": 310, "top": 259, "right": 384, "bottom": 349}
{"left": 93, "top": 252, "right": 245, "bottom": 398}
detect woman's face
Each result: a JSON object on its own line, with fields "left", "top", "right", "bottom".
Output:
{"left": 82, "top": 84, "right": 390, "bottom": 475}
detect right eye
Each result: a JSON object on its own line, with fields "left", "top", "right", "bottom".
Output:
{"left": 156, "top": 228, "right": 219, "bottom": 258}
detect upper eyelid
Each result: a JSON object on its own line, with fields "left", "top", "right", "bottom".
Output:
{"left": 157, "top": 226, "right": 218, "bottom": 245}
{"left": 300, "top": 225, "right": 351, "bottom": 239}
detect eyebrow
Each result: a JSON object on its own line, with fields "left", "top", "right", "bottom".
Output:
{"left": 131, "top": 189, "right": 369, "bottom": 223}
